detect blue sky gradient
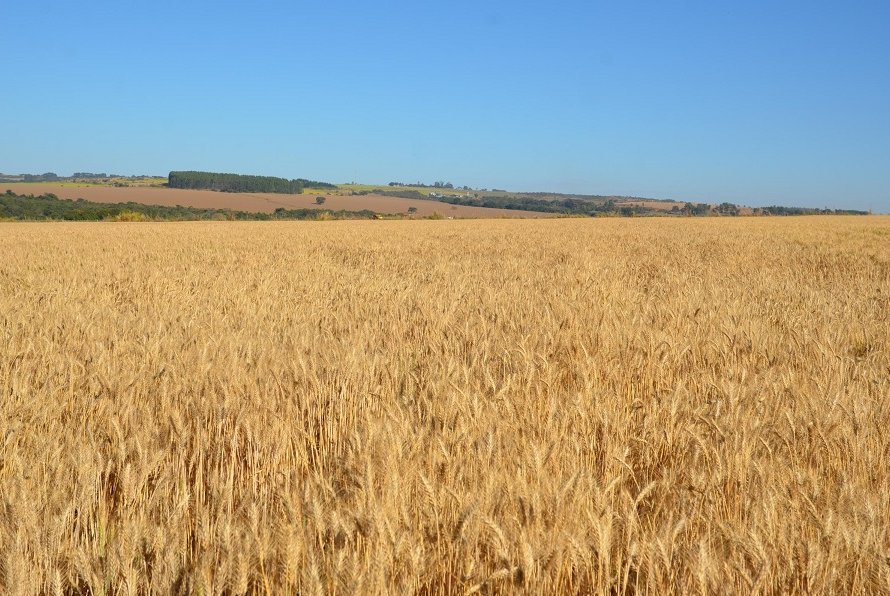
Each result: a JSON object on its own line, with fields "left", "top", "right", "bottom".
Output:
{"left": 2, "top": 0, "right": 888, "bottom": 210}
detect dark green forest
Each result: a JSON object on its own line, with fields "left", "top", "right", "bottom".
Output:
{"left": 167, "top": 171, "right": 336, "bottom": 194}
{"left": 0, "top": 191, "right": 377, "bottom": 221}
{"left": 22, "top": 172, "right": 60, "bottom": 182}
{"left": 295, "top": 178, "right": 338, "bottom": 190}
{"left": 168, "top": 171, "right": 304, "bottom": 193}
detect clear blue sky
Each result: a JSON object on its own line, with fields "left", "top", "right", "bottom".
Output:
{"left": 2, "top": 0, "right": 888, "bottom": 210}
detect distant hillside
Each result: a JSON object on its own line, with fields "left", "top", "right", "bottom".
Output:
{"left": 0, "top": 173, "right": 165, "bottom": 186}
{"left": 2, "top": 174, "right": 870, "bottom": 216}
{"left": 348, "top": 187, "right": 868, "bottom": 217}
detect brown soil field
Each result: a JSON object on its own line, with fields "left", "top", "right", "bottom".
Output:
{"left": 0, "top": 183, "right": 549, "bottom": 218}
{"left": 626, "top": 200, "right": 686, "bottom": 211}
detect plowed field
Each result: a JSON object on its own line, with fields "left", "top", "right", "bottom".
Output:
{"left": 0, "top": 183, "right": 548, "bottom": 218}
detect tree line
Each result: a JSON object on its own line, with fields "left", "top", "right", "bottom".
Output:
{"left": 670, "top": 202, "right": 867, "bottom": 216}
{"left": 357, "top": 189, "right": 623, "bottom": 215}
{"left": 754, "top": 205, "right": 868, "bottom": 215}
{"left": 0, "top": 190, "right": 377, "bottom": 221}
{"left": 167, "top": 171, "right": 338, "bottom": 194}
{"left": 22, "top": 172, "right": 60, "bottom": 182}
{"left": 168, "top": 171, "right": 305, "bottom": 194}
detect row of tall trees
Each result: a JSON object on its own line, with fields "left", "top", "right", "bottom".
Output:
{"left": 167, "top": 171, "right": 337, "bottom": 193}
{"left": 168, "top": 171, "right": 306, "bottom": 194}
{"left": 22, "top": 172, "right": 59, "bottom": 182}
{"left": 296, "top": 178, "right": 338, "bottom": 190}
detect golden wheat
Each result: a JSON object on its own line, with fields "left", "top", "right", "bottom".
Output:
{"left": 1, "top": 217, "right": 888, "bottom": 594}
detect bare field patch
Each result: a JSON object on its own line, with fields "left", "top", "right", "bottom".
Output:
{"left": 0, "top": 183, "right": 548, "bottom": 218}
{"left": 626, "top": 199, "right": 686, "bottom": 211}
{"left": 1, "top": 217, "right": 889, "bottom": 593}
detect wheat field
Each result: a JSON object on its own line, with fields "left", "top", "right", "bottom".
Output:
{"left": 1, "top": 217, "right": 888, "bottom": 594}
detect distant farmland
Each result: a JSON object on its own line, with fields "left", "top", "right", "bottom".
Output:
{"left": 0, "top": 183, "right": 548, "bottom": 218}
